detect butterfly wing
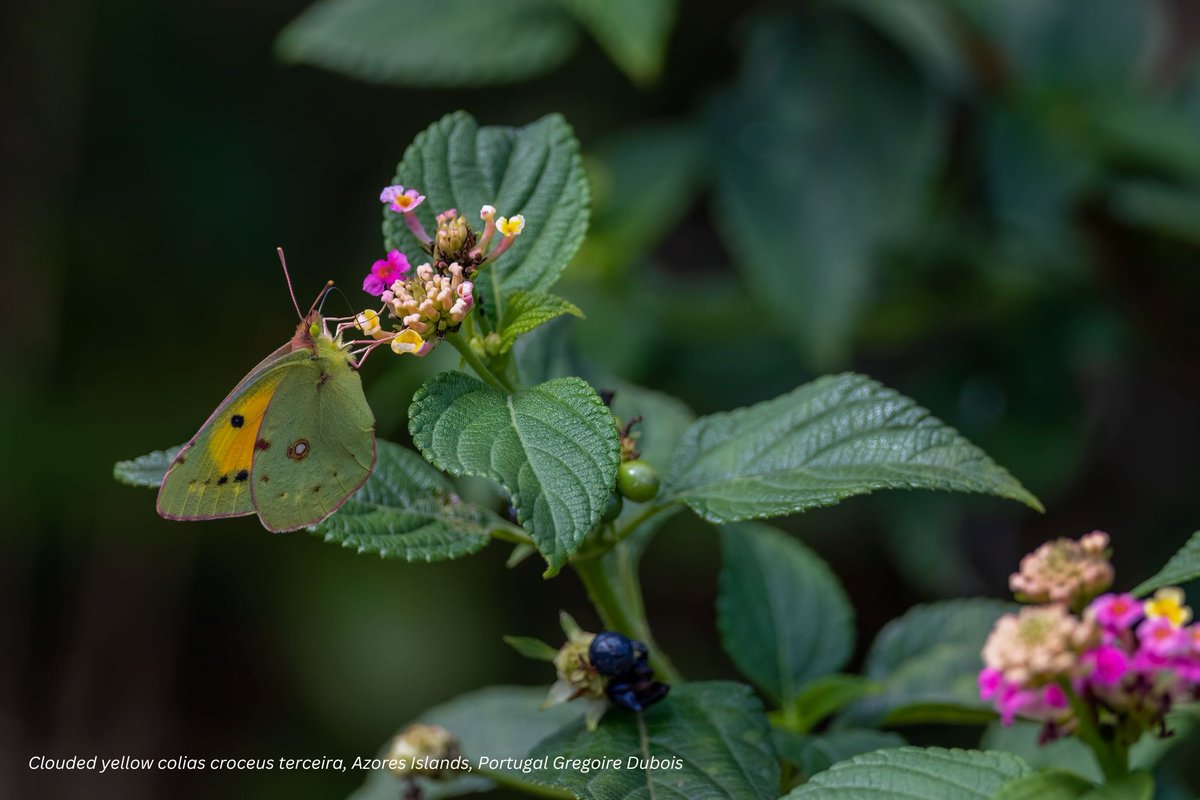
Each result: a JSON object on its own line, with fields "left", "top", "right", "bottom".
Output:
{"left": 250, "top": 347, "right": 376, "bottom": 532}
{"left": 156, "top": 346, "right": 308, "bottom": 521}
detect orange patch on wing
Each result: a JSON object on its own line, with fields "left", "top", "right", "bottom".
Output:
{"left": 205, "top": 374, "right": 284, "bottom": 477}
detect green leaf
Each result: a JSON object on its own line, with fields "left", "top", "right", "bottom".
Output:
{"left": 527, "top": 682, "right": 779, "bottom": 800}
{"left": 665, "top": 373, "right": 1042, "bottom": 524}
{"left": 314, "top": 441, "right": 507, "bottom": 561}
{"left": 1133, "top": 531, "right": 1200, "bottom": 596}
{"left": 1082, "top": 772, "right": 1153, "bottom": 800}
{"left": 498, "top": 291, "right": 584, "bottom": 353}
{"left": 718, "top": 524, "right": 855, "bottom": 705}
{"left": 840, "top": 599, "right": 1013, "bottom": 727}
{"left": 409, "top": 372, "right": 620, "bottom": 575}
{"left": 783, "top": 747, "right": 1030, "bottom": 799}
{"left": 503, "top": 635, "right": 558, "bottom": 662}
{"left": 277, "top": 0, "right": 579, "bottom": 87}
{"left": 552, "top": 0, "right": 676, "bottom": 85}
{"left": 113, "top": 445, "right": 182, "bottom": 488}
{"left": 350, "top": 685, "right": 580, "bottom": 800}
{"left": 833, "top": 0, "right": 970, "bottom": 90}
{"left": 992, "top": 770, "right": 1095, "bottom": 800}
{"left": 773, "top": 728, "right": 905, "bottom": 779}
{"left": 707, "top": 12, "right": 944, "bottom": 367}
{"left": 383, "top": 112, "right": 590, "bottom": 320}
{"left": 782, "top": 675, "right": 878, "bottom": 733}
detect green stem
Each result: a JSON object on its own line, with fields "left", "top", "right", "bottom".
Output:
{"left": 572, "top": 549, "right": 682, "bottom": 683}
{"left": 446, "top": 333, "right": 516, "bottom": 393}
{"left": 1060, "top": 681, "right": 1129, "bottom": 781}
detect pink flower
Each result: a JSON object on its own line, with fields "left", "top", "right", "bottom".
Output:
{"left": 1042, "top": 683, "right": 1068, "bottom": 709}
{"left": 1138, "top": 617, "right": 1187, "bottom": 658}
{"left": 1183, "top": 624, "right": 1200, "bottom": 657}
{"left": 380, "top": 185, "right": 425, "bottom": 214}
{"left": 362, "top": 250, "right": 410, "bottom": 297}
{"left": 998, "top": 687, "right": 1040, "bottom": 726}
{"left": 1082, "top": 645, "right": 1129, "bottom": 687}
{"left": 979, "top": 667, "right": 1004, "bottom": 701}
{"left": 1088, "top": 593, "right": 1143, "bottom": 631}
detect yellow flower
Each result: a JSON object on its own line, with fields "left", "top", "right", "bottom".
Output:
{"left": 497, "top": 214, "right": 525, "bottom": 237}
{"left": 354, "top": 309, "right": 382, "bottom": 337}
{"left": 390, "top": 328, "right": 431, "bottom": 356}
{"left": 1144, "top": 587, "right": 1192, "bottom": 627}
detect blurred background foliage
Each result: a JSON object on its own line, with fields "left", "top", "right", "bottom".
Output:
{"left": 3, "top": 0, "right": 1200, "bottom": 797}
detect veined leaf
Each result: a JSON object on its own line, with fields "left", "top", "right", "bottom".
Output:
{"left": 277, "top": 0, "right": 579, "bottom": 87}
{"left": 528, "top": 682, "right": 779, "bottom": 800}
{"left": 409, "top": 372, "right": 619, "bottom": 575}
{"left": 499, "top": 291, "right": 583, "bottom": 353}
{"left": 314, "top": 441, "right": 508, "bottom": 561}
{"left": 1133, "top": 531, "right": 1200, "bottom": 596}
{"left": 665, "top": 373, "right": 1042, "bottom": 524}
{"left": 113, "top": 445, "right": 182, "bottom": 488}
{"left": 718, "top": 524, "right": 855, "bottom": 705}
{"left": 350, "top": 685, "right": 580, "bottom": 800}
{"left": 552, "top": 0, "right": 676, "bottom": 85}
{"left": 783, "top": 675, "right": 878, "bottom": 733}
{"left": 840, "top": 599, "right": 1013, "bottom": 727}
{"left": 782, "top": 747, "right": 1030, "bottom": 799}
{"left": 383, "top": 112, "right": 590, "bottom": 322}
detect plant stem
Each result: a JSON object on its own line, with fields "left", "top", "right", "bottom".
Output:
{"left": 446, "top": 333, "right": 516, "bottom": 393}
{"left": 572, "top": 548, "right": 682, "bottom": 683}
{"left": 1060, "top": 681, "right": 1129, "bottom": 781}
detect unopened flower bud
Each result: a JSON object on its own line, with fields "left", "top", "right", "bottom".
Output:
{"left": 1009, "top": 532, "right": 1114, "bottom": 611}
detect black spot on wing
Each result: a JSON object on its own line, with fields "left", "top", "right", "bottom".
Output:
{"left": 234, "top": 469, "right": 249, "bottom": 483}
{"left": 255, "top": 438, "right": 270, "bottom": 451}
{"left": 231, "top": 414, "right": 244, "bottom": 428}
{"left": 216, "top": 475, "right": 228, "bottom": 486}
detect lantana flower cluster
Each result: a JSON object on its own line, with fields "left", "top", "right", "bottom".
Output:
{"left": 353, "top": 185, "right": 526, "bottom": 358}
{"left": 979, "top": 531, "right": 1199, "bottom": 747}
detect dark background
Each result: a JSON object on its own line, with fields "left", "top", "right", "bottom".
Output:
{"left": 4, "top": 0, "right": 1200, "bottom": 797}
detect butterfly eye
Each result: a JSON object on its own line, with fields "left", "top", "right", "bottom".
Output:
{"left": 287, "top": 440, "right": 310, "bottom": 460}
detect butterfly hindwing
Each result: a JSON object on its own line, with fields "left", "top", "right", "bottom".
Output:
{"left": 250, "top": 345, "right": 376, "bottom": 532}
{"left": 156, "top": 347, "right": 307, "bottom": 521}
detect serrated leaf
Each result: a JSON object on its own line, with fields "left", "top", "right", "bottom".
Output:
{"left": 665, "top": 373, "right": 1042, "bottom": 524}
{"left": 773, "top": 728, "right": 905, "bottom": 778}
{"left": 503, "top": 635, "right": 558, "bottom": 662}
{"left": 350, "top": 685, "right": 580, "bottom": 800}
{"left": 782, "top": 747, "right": 1030, "bottom": 800}
{"left": 499, "top": 291, "right": 583, "bottom": 353}
{"left": 408, "top": 372, "right": 619, "bottom": 575}
{"left": 527, "top": 682, "right": 779, "bottom": 800}
{"left": 277, "top": 0, "right": 579, "bottom": 87}
{"left": 314, "top": 441, "right": 507, "bottom": 562}
{"left": 718, "top": 524, "right": 854, "bottom": 706}
{"left": 113, "top": 445, "right": 182, "bottom": 488}
{"left": 783, "top": 675, "right": 878, "bottom": 733}
{"left": 1133, "top": 531, "right": 1200, "bottom": 596}
{"left": 383, "top": 112, "right": 590, "bottom": 322}
{"left": 839, "top": 599, "right": 1013, "bottom": 727}
{"left": 552, "top": 0, "right": 676, "bottom": 85}
{"left": 992, "top": 770, "right": 1095, "bottom": 800}
{"left": 707, "top": 12, "right": 944, "bottom": 367}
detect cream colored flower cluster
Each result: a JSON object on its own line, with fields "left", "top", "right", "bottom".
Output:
{"left": 1009, "top": 530, "right": 1113, "bottom": 610}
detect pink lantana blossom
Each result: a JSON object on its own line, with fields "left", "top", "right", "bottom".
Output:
{"left": 1081, "top": 644, "right": 1130, "bottom": 687}
{"left": 380, "top": 185, "right": 425, "bottom": 214}
{"left": 979, "top": 667, "right": 1004, "bottom": 701}
{"left": 362, "top": 250, "right": 411, "bottom": 296}
{"left": 1138, "top": 617, "right": 1186, "bottom": 658}
{"left": 1088, "top": 593, "right": 1143, "bottom": 631}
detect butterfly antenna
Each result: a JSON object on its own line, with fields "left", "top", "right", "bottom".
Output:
{"left": 321, "top": 284, "right": 356, "bottom": 318}
{"left": 277, "top": 247, "right": 303, "bottom": 320}
{"left": 309, "top": 280, "right": 335, "bottom": 316}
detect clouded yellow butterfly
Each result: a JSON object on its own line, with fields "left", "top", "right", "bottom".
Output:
{"left": 156, "top": 251, "right": 376, "bottom": 532}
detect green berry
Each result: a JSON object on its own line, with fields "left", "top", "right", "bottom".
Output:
{"left": 617, "top": 460, "right": 660, "bottom": 503}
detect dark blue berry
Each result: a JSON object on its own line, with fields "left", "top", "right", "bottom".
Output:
{"left": 589, "top": 631, "right": 637, "bottom": 677}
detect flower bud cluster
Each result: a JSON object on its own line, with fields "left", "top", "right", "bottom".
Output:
{"left": 1009, "top": 530, "right": 1113, "bottom": 610}
{"left": 980, "top": 531, "right": 1200, "bottom": 749}
{"left": 356, "top": 186, "right": 526, "bottom": 358}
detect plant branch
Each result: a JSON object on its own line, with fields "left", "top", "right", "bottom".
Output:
{"left": 446, "top": 333, "right": 516, "bottom": 393}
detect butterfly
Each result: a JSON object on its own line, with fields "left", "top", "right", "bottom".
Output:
{"left": 157, "top": 251, "right": 377, "bottom": 532}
